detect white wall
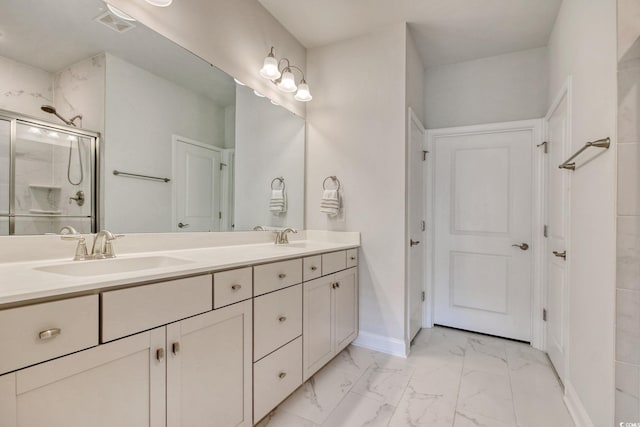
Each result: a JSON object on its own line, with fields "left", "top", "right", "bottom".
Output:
{"left": 424, "top": 47, "right": 548, "bottom": 129}
{"left": 234, "top": 85, "right": 305, "bottom": 231}
{"left": 406, "top": 29, "right": 426, "bottom": 123}
{"left": 107, "top": 0, "right": 307, "bottom": 118}
{"left": 548, "top": 0, "right": 617, "bottom": 425}
{"left": 306, "top": 24, "right": 408, "bottom": 352}
{"left": 0, "top": 55, "right": 53, "bottom": 121}
{"left": 103, "top": 53, "right": 227, "bottom": 233}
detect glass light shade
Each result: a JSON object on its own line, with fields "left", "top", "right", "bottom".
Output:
{"left": 145, "top": 0, "right": 173, "bottom": 6}
{"left": 277, "top": 70, "right": 297, "bottom": 93}
{"left": 260, "top": 56, "right": 281, "bottom": 80}
{"left": 107, "top": 4, "right": 136, "bottom": 21}
{"left": 294, "top": 82, "right": 312, "bottom": 102}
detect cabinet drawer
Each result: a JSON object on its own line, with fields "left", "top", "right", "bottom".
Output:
{"left": 0, "top": 295, "right": 98, "bottom": 375}
{"left": 303, "top": 255, "right": 322, "bottom": 282}
{"left": 214, "top": 267, "right": 252, "bottom": 308}
{"left": 254, "top": 259, "right": 302, "bottom": 296}
{"left": 254, "top": 284, "right": 302, "bottom": 361}
{"left": 101, "top": 275, "right": 212, "bottom": 342}
{"left": 346, "top": 248, "right": 359, "bottom": 268}
{"left": 322, "top": 251, "right": 346, "bottom": 275}
{"left": 253, "top": 336, "right": 302, "bottom": 423}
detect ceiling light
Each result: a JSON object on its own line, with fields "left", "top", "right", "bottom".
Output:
{"left": 145, "top": 0, "right": 173, "bottom": 6}
{"left": 259, "top": 46, "right": 311, "bottom": 102}
{"left": 106, "top": 4, "right": 136, "bottom": 21}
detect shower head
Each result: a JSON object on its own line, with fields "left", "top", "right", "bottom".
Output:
{"left": 40, "top": 105, "right": 82, "bottom": 127}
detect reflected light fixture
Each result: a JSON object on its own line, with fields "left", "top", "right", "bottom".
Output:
{"left": 259, "top": 46, "right": 312, "bottom": 102}
{"left": 145, "top": 0, "right": 173, "bottom": 6}
{"left": 233, "top": 78, "right": 246, "bottom": 86}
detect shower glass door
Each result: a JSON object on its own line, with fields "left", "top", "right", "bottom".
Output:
{"left": 0, "top": 119, "right": 9, "bottom": 236}
{"left": 12, "top": 121, "right": 95, "bottom": 235}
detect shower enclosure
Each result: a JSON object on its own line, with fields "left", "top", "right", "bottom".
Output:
{"left": 0, "top": 110, "right": 98, "bottom": 235}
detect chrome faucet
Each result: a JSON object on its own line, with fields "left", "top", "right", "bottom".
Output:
{"left": 90, "top": 230, "right": 124, "bottom": 259}
{"left": 274, "top": 228, "right": 298, "bottom": 244}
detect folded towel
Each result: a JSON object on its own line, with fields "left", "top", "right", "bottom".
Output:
{"left": 320, "top": 189, "right": 340, "bottom": 216}
{"left": 270, "top": 189, "right": 287, "bottom": 213}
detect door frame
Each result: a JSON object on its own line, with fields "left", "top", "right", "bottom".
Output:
{"left": 424, "top": 119, "right": 545, "bottom": 350}
{"left": 406, "top": 107, "right": 426, "bottom": 351}
{"left": 542, "top": 77, "right": 572, "bottom": 382}
{"left": 171, "top": 135, "right": 223, "bottom": 232}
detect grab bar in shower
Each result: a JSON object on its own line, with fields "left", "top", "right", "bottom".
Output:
{"left": 558, "top": 137, "right": 610, "bottom": 171}
{"left": 113, "top": 170, "right": 171, "bottom": 183}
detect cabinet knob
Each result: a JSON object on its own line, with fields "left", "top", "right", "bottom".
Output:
{"left": 231, "top": 284, "right": 242, "bottom": 291}
{"left": 278, "top": 372, "right": 287, "bottom": 379}
{"left": 38, "top": 328, "right": 61, "bottom": 340}
{"left": 278, "top": 273, "right": 286, "bottom": 279}
{"left": 350, "top": 256, "right": 356, "bottom": 261}
{"left": 172, "top": 342, "right": 180, "bottom": 355}
{"left": 156, "top": 348, "right": 165, "bottom": 361}
{"left": 310, "top": 266, "right": 317, "bottom": 271}
{"left": 336, "top": 282, "right": 340, "bottom": 288}
{"left": 278, "top": 316, "right": 287, "bottom": 323}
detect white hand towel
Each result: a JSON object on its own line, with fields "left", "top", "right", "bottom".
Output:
{"left": 269, "top": 189, "right": 287, "bottom": 213}
{"left": 320, "top": 189, "right": 340, "bottom": 216}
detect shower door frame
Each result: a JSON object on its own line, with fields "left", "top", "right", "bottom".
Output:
{"left": 0, "top": 108, "right": 100, "bottom": 235}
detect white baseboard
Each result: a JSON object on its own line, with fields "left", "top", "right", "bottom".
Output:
{"left": 564, "top": 381, "right": 594, "bottom": 427}
{"left": 351, "top": 331, "right": 407, "bottom": 358}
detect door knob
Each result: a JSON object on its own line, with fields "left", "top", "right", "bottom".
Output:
{"left": 512, "top": 243, "right": 529, "bottom": 251}
{"left": 178, "top": 222, "right": 189, "bottom": 229}
{"left": 410, "top": 239, "right": 420, "bottom": 247}
{"left": 553, "top": 250, "right": 566, "bottom": 260}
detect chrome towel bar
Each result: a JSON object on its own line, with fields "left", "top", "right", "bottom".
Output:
{"left": 559, "top": 137, "right": 610, "bottom": 171}
{"left": 113, "top": 170, "right": 171, "bottom": 182}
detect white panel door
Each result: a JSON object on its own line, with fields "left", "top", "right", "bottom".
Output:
{"left": 545, "top": 91, "right": 570, "bottom": 382}
{"left": 166, "top": 301, "right": 253, "bottom": 427}
{"left": 408, "top": 109, "right": 425, "bottom": 342}
{"left": 433, "top": 124, "right": 534, "bottom": 341}
{"left": 174, "top": 138, "right": 221, "bottom": 232}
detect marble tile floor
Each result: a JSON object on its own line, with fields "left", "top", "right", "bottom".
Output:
{"left": 257, "top": 326, "right": 575, "bottom": 427}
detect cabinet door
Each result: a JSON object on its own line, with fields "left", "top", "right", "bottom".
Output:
{"left": 166, "top": 300, "right": 252, "bottom": 427}
{"left": 334, "top": 267, "right": 359, "bottom": 354}
{"left": 303, "top": 275, "right": 334, "bottom": 381}
{"left": 0, "top": 328, "right": 166, "bottom": 427}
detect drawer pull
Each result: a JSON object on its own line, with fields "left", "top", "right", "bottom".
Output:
{"left": 278, "top": 273, "right": 286, "bottom": 279}
{"left": 38, "top": 328, "right": 61, "bottom": 340}
{"left": 350, "top": 256, "right": 356, "bottom": 261}
{"left": 331, "top": 282, "right": 336, "bottom": 289}
{"left": 335, "top": 282, "right": 340, "bottom": 289}
{"left": 231, "top": 284, "right": 242, "bottom": 291}
{"left": 278, "top": 372, "right": 287, "bottom": 379}
{"left": 278, "top": 316, "right": 287, "bottom": 323}
{"left": 172, "top": 342, "right": 180, "bottom": 355}
{"left": 310, "top": 266, "right": 318, "bottom": 271}
{"left": 156, "top": 348, "right": 165, "bottom": 361}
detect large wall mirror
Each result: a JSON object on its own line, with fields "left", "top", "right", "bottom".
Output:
{"left": 0, "top": 0, "right": 305, "bottom": 235}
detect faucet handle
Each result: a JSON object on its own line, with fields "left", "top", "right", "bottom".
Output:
{"left": 60, "top": 234, "right": 89, "bottom": 261}
{"left": 104, "top": 234, "right": 124, "bottom": 258}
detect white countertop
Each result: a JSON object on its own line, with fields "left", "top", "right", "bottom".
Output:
{"left": 0, "top": 239, "right": 359, "bottom": 307}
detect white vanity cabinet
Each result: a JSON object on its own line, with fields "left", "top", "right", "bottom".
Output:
{"left": 303, "top": 266, "right": 358, "bottom": 381}
{"left": 0, "top": 327, "right": 167, "bottom": 427}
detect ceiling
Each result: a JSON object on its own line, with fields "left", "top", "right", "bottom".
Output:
{"left": 0, "top": 0, "right": 235, "bottom": 106}
{"left": 258, "top": 0, "right": 564, "bottom": 68}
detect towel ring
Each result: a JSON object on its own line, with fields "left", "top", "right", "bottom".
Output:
{"left": 271, "top": 177, "right": 285, "bottom": 191}
{"left": 323, "top": 176, "right": 341, "bottom": 191}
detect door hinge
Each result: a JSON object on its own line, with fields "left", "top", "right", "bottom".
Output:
{"left": 220, "top": 162, "right": 227, "bottom": 170}
{"left": 421, "top": 220, "right": 426, "bottom": 231}
{"left": 543, "top": 225, "right": 548, "bottom": 238}
{"left": 421, "top": 291, "right": 425, "bottom": 302}
{"left": 219, "top": 211, "right": 222, "bottom": 219}
{"left": 537, "top": 141, "right": 548, "bottom": 153}
{"left": 422, "top": 150, "right": 429, "bottom": 161}
{"left": 543, "top": 308, "right": 547, "bottom": 321}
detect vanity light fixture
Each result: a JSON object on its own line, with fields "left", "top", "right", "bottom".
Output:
{"left": 145, "top": 0, "right": 173, "bottom": 6}
{"left": 259, "top": 46, "right": 312, "bottom": 102}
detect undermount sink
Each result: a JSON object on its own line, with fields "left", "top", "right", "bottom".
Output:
{"left": 276, "top": 241, "right": 327, "bottom": 249}
{"left": 35, "top": 256, "right": 193, "bottom": 277}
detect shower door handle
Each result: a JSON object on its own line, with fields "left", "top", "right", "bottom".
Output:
{"left": 178, "top": 222, "right": 190, "bottom": 229}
